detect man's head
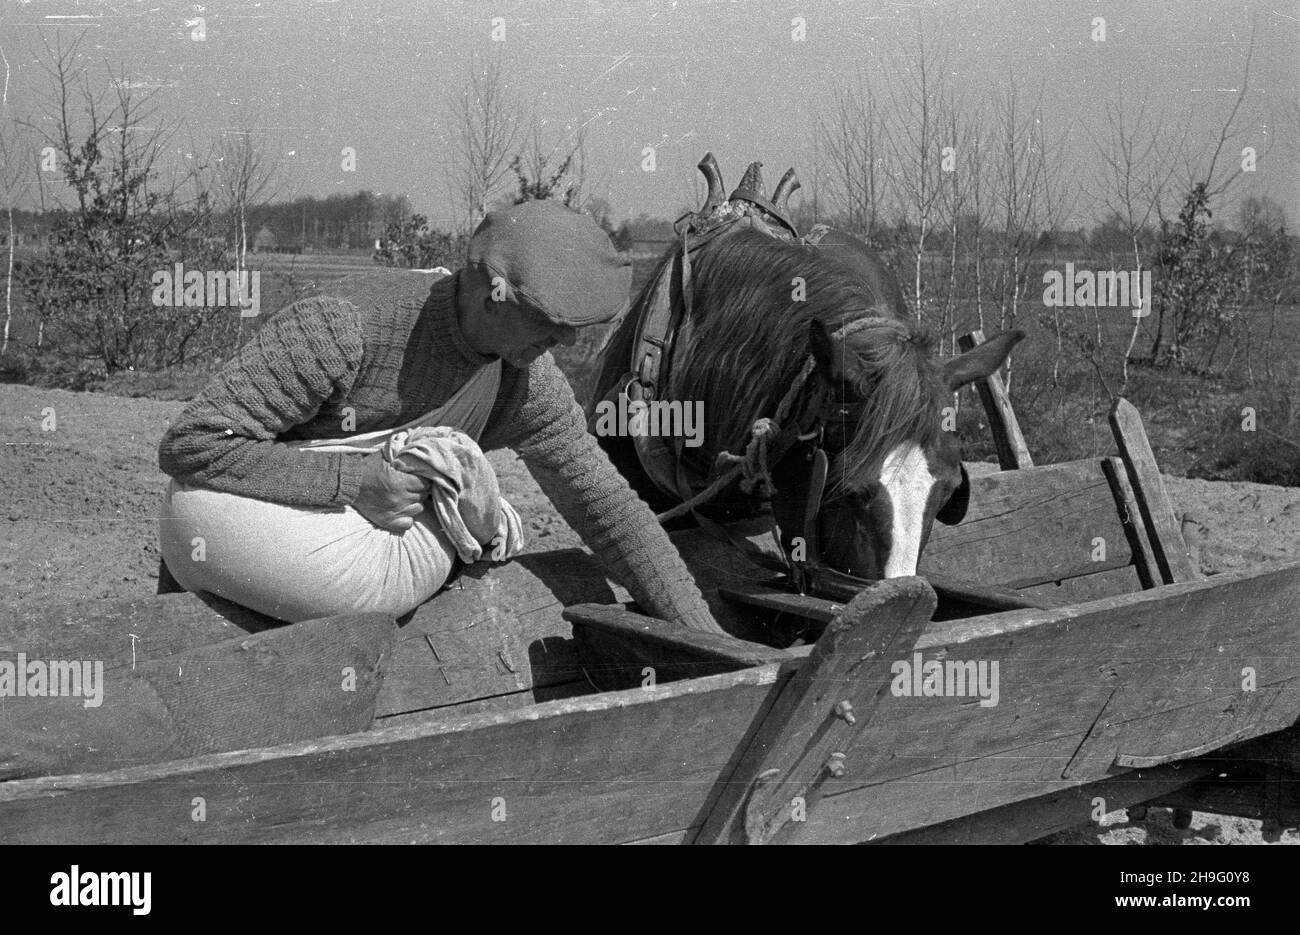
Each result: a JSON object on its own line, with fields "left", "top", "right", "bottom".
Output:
{"left": 457, "top": 200, "right": 632, "bottom": 368}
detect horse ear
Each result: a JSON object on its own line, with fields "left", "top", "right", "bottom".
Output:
{"left": 807, "top": 318, "right": 839, "bottom": 380}
{"left": 942, "top": 330, "right": 1025, "bottom": 391}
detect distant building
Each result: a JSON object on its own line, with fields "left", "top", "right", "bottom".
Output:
{"left": 253, "top": 226, "right": 278, "bottom": 253}
{"left": 1035, "top": 229, "right": 1089, "bottom": 255}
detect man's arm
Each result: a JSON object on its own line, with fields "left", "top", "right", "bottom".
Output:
{"left": 158, "top": 295, "right": 369, "bottom": 508}
{"left": 482, "top": 354, "right": 723, "bottom": 633}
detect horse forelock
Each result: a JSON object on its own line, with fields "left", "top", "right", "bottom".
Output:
{"left": 664, "top": 228, "right": 946, "bottom": 490}
{"left": 828, "top": 320, "right": 947, "bottom": 498}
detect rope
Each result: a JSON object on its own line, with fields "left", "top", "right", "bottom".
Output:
{"left": 655, "top": 356, "right": 818, "bottom": 523}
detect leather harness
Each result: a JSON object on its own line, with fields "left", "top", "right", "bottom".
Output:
{"left": 611, "top": 204, "right": 841, "bottom": 586}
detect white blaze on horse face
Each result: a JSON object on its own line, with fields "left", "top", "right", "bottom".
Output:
{"left": 879, "top": 441, "right": 936, "bottom": 578}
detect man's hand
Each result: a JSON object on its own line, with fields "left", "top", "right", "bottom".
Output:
{"left": 354, "top": 454, "right": 430, "bottom": 533}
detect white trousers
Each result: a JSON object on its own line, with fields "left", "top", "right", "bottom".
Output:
{"left": 159, "top": 478, "right": 459, "bottom": 623}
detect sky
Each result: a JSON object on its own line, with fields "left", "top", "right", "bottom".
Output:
{"left": 2, "top": 0, "right": 1297, "bottom": 230}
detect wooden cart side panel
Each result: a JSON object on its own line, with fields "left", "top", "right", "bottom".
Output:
{"left": 5, "top": 562, "right": 1298, "bottom": 845}
{"left": 0, "top": 667, "right": 785, "bottom": 845}
{"left": 919, "top": 459, "right": 1136, "bottom": 589}
{"left": 823, "top": 561, "right": 1300, "bottom": 801}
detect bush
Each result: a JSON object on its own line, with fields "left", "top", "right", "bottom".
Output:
{"left": 1193, "top": 387, "right": 1300, "bottom": 486}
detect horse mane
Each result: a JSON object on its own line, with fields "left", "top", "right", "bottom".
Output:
{"left": 668, "top": 228, "right": 947, "bottom": 497}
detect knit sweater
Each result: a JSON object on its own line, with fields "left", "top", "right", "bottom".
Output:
{"left": 157, "top": 269, "right": 717, "bottom": 631}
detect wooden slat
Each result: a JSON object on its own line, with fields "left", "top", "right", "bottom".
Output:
{"left": 0, "top": 667, "right": 788, "bottom": 845}
{"left": 717, "top": 583, "right": 844, "bottom": 623}
{"left": 1, "top": 613, "right": 394, "bottom": 780}
{"left": 1101, "top": 455, "right": 1159, "bottom": 589}
{"left": 1015, "top": 564, "right": 1144, "bottom": 604}
{"left": 919, "top": 459, "right": 1133, "bottom": 589}
{"left": 695, "top": 577, "right": 936, "bottom": 844}
{"left": 376, "top": 549, "right": 614, "bottom": 717}
{"left": 1108, "top": 398, "right": 1198, "bottom": 584}
{"left": 810, "top": 568, "right": 1057, "bottom": 612}
{"left": 564, "top": 603, "right": 796, "bottom": 688}
{"left": 0, "top": 591, "right": 275, "bottom": 663}
{"left": 958, "top": 330, "right": 1033, "bottom": 469}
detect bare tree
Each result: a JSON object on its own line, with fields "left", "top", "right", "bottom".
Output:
{"left": 211, "top": 113, "right": 282, "bottom": 277}
{"left": 1177, "top": 26, "right": 1257, "bottom": 204}
{"left": 817, "top": 76, "right": 887, "bottom": 241}
{"left": 986, "top": 80, "right": 1058, "bottom": 390}
{"left": 881, "top": 30, "right": 948, "bottom": 320}
{"left": 1086, "top": 92, "right": 1182, "bottom": 387}
{"left": 934, "top": 93, "right": 976, "bottom": 354}
{"left": 0, "top": 115, "right": 31, "bottom": 357}
{"left": 448, "top": 53, "right": 520, "bottom": 233}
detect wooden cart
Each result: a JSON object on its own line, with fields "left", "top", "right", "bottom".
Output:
{"left": 3, "top": 338, "right": 1298, "bottom": 844}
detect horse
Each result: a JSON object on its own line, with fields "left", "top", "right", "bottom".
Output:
{"left": 588, "top": 155, "right": 1023, "bottom": 582}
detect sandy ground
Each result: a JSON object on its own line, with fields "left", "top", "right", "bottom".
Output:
{"left": 1, "top": 382, "right": 1297, "bottom": 844}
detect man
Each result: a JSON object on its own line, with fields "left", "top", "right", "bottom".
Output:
{"left": 157, "top": 200, "right": 719, "bottom": 632}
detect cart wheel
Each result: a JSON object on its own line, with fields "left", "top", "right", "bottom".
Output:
{"left": 1127, "top": 805, "right": 1148, "bottom": 822}
{"left": 1172, "top": 807, "right": 1193, "bottom": 830}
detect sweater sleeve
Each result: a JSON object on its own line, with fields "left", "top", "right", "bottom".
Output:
{"left": 482, "top": 355, "right": 722, "bottom": 633}
{"left": 157, "top": 296, "right": 368, "bottom": 508}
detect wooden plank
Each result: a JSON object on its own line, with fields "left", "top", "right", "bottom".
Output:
{"left": 1015, "top": 564, "right": 1144, "bottom": 604}
{"left": 919, "top": 459, "right": 1134, "bottom": 589}
{"left": 376, "top": 549, "right": 614, "bottom": 717}
{"left": 1102, "top": 455, "right": 1159, "bottom": 590}
{"left": 564, "top": 603, "right": 795, "bottom": 689}
{"left": 1, "top": 613, "right": 394, "bottom": 780}
{"left": 1109, "top": 398, "right": 1199, "bottom": 584}
{"left": 0, "top": 592, "right": 276, "bottom": 665}
{"left": 810, "top": 567, "right": 1057, "bottom": 613}
{"left": 695, "top": 577, "right": 936, "bottom": 845}
{"left": 5, "top": 561, "right": 1298, "bottom": 845}
{"left": 718, "top": 583, "right": 844, "bottom": 623}
{"left": 779, "top": 561, "right": 1300, "bottom": 842}
{"left": 0, "top": 666, "right": 788, "bottom": 845}
{"left": 958, "top": 330, "right": 1033, "bottom": 469}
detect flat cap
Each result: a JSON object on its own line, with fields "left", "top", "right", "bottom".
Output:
{"left": 467, "top": 200, "right": 633, "bottom": 327}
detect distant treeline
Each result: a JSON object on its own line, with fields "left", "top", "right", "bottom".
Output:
{"left": 4, "top": 192, "right": 416, "bottom": 253}
{"left": 9, "top": 196, "right": 1293, "bottom": 259}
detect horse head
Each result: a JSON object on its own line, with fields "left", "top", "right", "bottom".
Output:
{"left": 807, "top": 318, "right": 1023, "bottom": 579}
